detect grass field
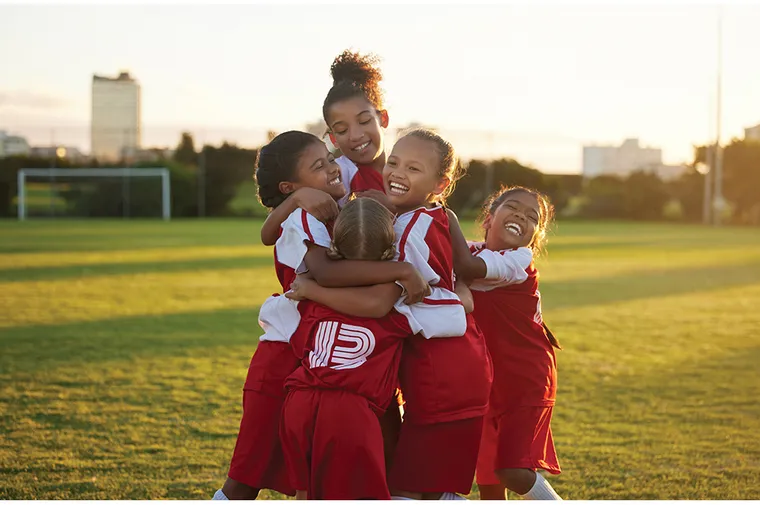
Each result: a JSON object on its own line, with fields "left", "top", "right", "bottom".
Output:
{"left": 1, "top": 219, "right": 759, "bottom": 499}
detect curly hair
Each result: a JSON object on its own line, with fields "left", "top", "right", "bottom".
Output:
{"left": 322, "top": 49, "right": 385, "bottom": 122}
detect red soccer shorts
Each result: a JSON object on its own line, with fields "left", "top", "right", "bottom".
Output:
{"left": 388, "top": 416, "right": 484, "bottom": 494}
{"left": 280, "top": 388, "right": 390, "bottom": 500}
{"left": 227, "top": 389, "right": 295, "bottom": 496}
{"left": 475, "top": 406, "right": 561, "bottom": 486}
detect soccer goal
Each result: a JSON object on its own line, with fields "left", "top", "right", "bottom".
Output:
{"left": 17, "top": 167, "right": 171, "bottom": 221}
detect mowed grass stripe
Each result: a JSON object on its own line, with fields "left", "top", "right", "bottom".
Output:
{"left": 0, "top": 219, "right": 261, "bottom": 253}
{"left": 0, "top": 245, "right": 269, "bottom": 270}
{"left": 0, "top": 255, "right": 273, "bottom": 283}
{"left": 0, "top": 268, "right": 277, "bottom": 329}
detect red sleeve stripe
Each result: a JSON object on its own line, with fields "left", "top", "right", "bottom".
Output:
{"left": 397, "top": 210, "right": 423, "bottom": 263}
{"left": 421, "top": 298, "right": 463, "bottom": 306}
{"left": 301, "top": 210, "right": 315, "bottom": 243}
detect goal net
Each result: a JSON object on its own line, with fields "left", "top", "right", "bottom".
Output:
{"left": 17, "top": 168, "right": 171, "bottom": 220}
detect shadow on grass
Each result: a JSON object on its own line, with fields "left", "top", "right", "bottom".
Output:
{"left": 0, "top": 307, "right": 263, "bottom": 375}
{"left": 543, "top": 258, "right": 760, "bottom": 310}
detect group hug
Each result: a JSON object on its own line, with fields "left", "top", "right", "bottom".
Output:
{"left": 211, "top": 50, "right": 563, "bottom": 501}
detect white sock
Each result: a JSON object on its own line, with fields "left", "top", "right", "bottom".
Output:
{"left": 521, "top": 472, "right": 562, "bottom": 500}
{"left": 439, "top": 491, "right": 467, "bottom": 500}
{"left": 212, "top": 489, "right": 229, "bottom": 500}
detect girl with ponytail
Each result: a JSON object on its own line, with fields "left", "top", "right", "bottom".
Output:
{"left": 214, "top": 133, "right": 427, "bottom": 501}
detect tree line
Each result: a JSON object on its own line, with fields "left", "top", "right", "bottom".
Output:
{"left": 1, "top": 132, "right": 758, "bottom": 225}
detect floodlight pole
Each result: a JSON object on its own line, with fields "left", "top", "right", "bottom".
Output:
{"left": 713, "top": 7, "right": 724, "bottom": 227}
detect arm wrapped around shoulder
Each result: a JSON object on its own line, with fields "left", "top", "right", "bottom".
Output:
{"left": 393, "top": 287, "right": 467, "bottom": 339}
{"left": 478, "top": 247, "right": 533, "bottom": 284}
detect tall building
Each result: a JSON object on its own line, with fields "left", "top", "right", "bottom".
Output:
{"left": 90, "top": 71, "right": 141, "bottom": 161}
{"left": 745, "top": 124, "right": 760, "bottom": 142}
{"left": 583, "top": 138, "right": 662, "bottom": 178}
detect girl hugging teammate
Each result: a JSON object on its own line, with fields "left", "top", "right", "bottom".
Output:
{"left": 382, "top": 129, "right": 493, "bottom": 500}
{"left": 213, "top": 131, "right": 426, "bottom": 501}
{"left": 278, "top": 198, "right": 417, "bottom": 500}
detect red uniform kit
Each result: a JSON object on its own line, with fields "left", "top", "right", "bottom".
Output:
{"left": 336, "top": 153, "right": 405, "bottom": 470}
{"left": 467, "top": 241, "right": 561, "bottom": 486}
{"left": 280, "top": 302, "right": 413, "bottom": 500}
{"left": 227, "top": 209, "right": 331, "bottom": 496}
{"left": 387, "top": 206, "right": 493, "bottom": 495}
{"left": 336, "top": 156, "right": 385, "bottom": 206}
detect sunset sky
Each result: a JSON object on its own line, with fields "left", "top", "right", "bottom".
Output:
{"left": 2, "top": 1, "right": 760, "bottom": 173}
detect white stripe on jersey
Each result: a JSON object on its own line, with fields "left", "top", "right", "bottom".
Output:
{"left": 393, "top": 207, "right": 439, "bottom": 286}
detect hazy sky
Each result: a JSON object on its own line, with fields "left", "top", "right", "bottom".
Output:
{"left": 2, "top": 2, "right": 760, "bottom": 173}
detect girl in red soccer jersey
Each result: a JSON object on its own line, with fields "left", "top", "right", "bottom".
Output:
{"left": 278, "top": 197, "right": 415, "bottom": 500}
{"left": 259, "top": 49, "right": 391, "bottom": 247}
{"left": 213, "top": 131, "right": 428, "bottom": 501}
{"left": 450, "top": 186, "right": 563, "bottom": 500}
{"left": 382, "top": 129, "right": 495, "bottom": 500}
{"left": 256, "top": 49, "right": 406, "bottom": 476}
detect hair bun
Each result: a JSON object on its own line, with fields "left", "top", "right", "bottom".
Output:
{"left": 330, "top": 50, "right": 383, "bottom": 89}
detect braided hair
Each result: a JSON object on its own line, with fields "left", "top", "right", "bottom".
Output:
{"left": 327, "top": 198, "right": 396, "bottom": 261}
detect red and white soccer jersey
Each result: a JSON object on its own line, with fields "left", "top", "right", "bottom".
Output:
{"left": 336, "top": 155, "right": 385, "bottom": 207}
{"left": 286, "top": 301, "right": 412, "bottom": 412}
{"left": 256, "top": 209, "right": 333, "bottom": 345}
{"left": 392, "top": 206, "right": 492, "bottom": 424}
{"left": 468, "top": 241, "right": 557, "bottom": 413}
{"left": 280, "top": 302, "right": 411, "bottom": 499}
{"left": 468, "top": 241, "right": 561, "bottom": 480}
{"left": 227, "top": 209, "right": 332, "bottom": 495}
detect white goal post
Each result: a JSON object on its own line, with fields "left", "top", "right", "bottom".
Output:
{"left": 17, "top": 167, "right": 171, "bottom": 221}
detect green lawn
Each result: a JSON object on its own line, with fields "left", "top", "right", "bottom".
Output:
{"left": 1, "top": 219, "right": 759, "bottom": 499}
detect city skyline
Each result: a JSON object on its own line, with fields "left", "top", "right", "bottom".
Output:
{"left": 3, "top": 3, "right": 760, "bottom": 173}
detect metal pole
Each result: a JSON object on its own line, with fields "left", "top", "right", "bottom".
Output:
{"left": 50, "top": 129, "right": 55, "bottom": 218}
{"left": 122, "top": 129, "right": 130, "bottom": 219}
{"left": 162, "top": 169, "right": 171, "bottom": 221}
{"left": 713, "top": 7, "right": 724, "bottom": 226}
{"left": 702, "top": 146, "right": 713, "bottom": 225}
{"left": 18, "top": 169, "right": 26, "bottom": 221}
{"left": 198, "top": 138, "right": 206, "bottom": 218}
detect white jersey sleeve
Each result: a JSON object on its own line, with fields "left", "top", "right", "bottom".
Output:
{"left": 258, "top": 294, "right": 300, "bottom": 343}
{"left": 468, "top": 241, "right": 532, "bottom": 292}
{"left": 335, "top": 155, "right": 359, "bottom": 208}
{"left": 393, "top": 287, "right": 468, "bottom": 339}
{"left": 276, "top": 208, "right": 332, "bottom": 274}
{"left": 393, "top": 209, "right": 466, "bottom": 339}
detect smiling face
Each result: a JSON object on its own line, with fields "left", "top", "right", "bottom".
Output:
{"left": 326, "top": 95, "right": 388, "bottom": 168}
{"left": 279, "top": 141, "right": 347, "bottom": 201}
{"left": 484, "top": 190, "right": 541, "bottom": 251}
{"left": 382, "top": 135, "right": 449, "bottom": 214}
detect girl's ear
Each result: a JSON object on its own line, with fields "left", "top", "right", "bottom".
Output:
{"left": 279, "top": 180, "right": 297, "bottom": 196}
{"left": 328, "top": 132, "right": 337, "bottom": 147}
{"left": 378, "top": 109, "right": 389, "bottom": 128}
{"left": 433, "top": 177, "right": 451, "bottom": 196}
